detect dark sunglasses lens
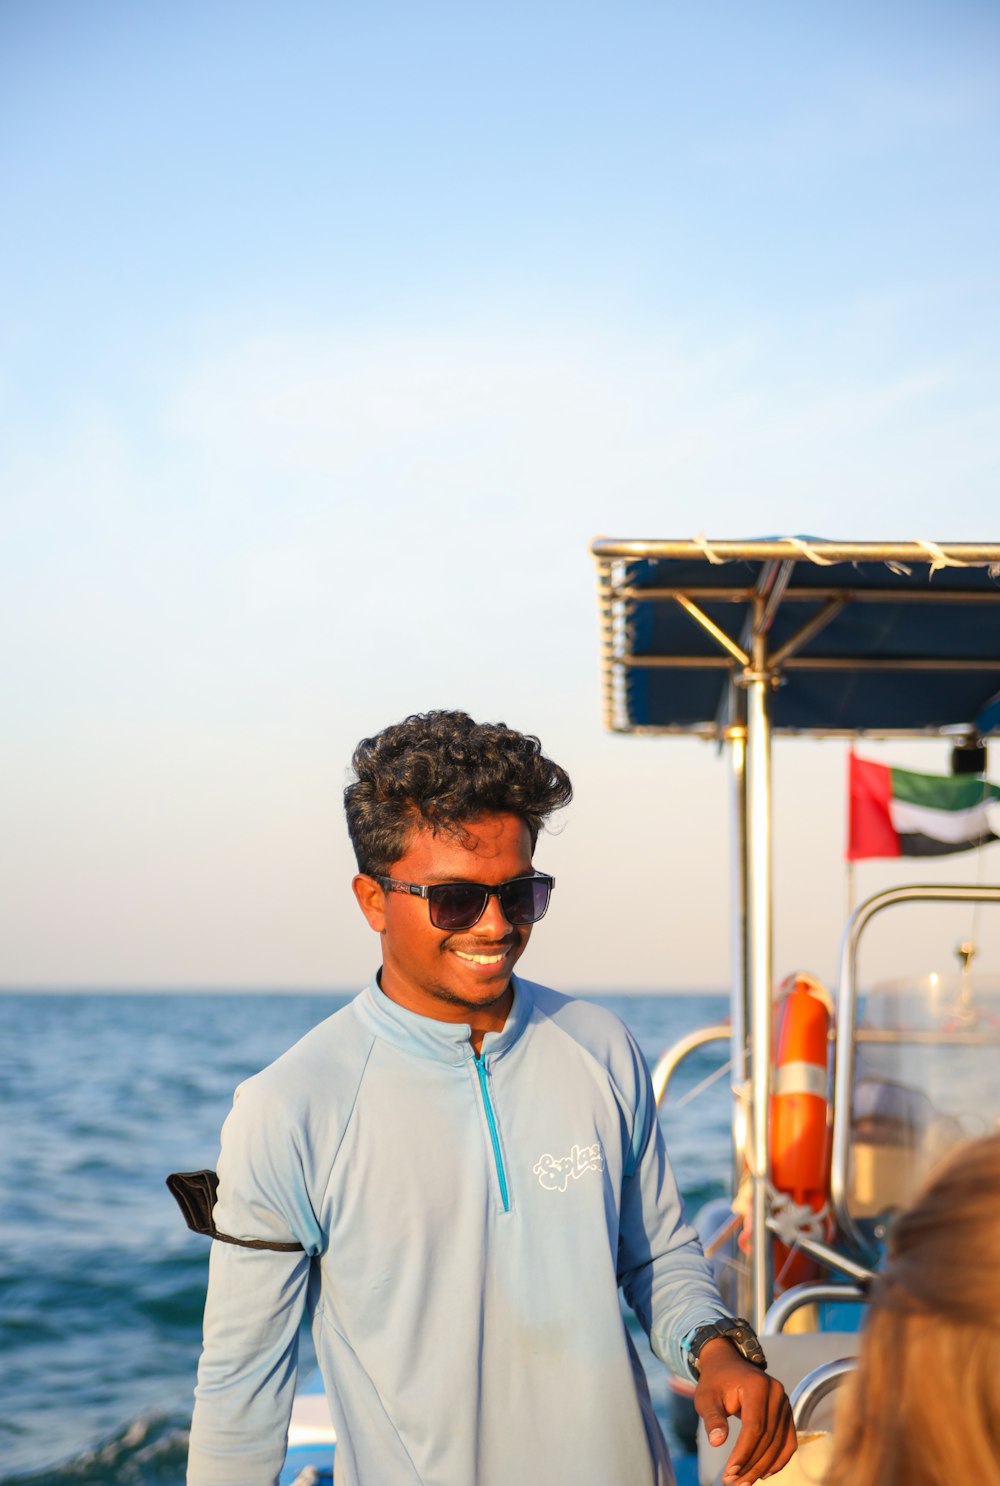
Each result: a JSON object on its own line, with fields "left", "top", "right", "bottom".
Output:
{"left": 500, "top": 877, "right": 551, "bottom": 925}
{"left": 428, "top": 883, "right": 488, "bottom": 930}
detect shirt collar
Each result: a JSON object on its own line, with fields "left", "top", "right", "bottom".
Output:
{"left": 356, "top": 972, "right": 533, "bottom": 1064}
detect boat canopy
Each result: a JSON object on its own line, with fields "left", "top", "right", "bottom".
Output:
{"left": 592, "top": 536, "right": 1000, "bottom": 1324}
{"left": 591, "top": 538, "right": 1000, "bottom": 738}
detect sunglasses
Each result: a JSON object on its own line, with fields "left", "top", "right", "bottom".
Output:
{"left": 374, "top": 873, "right": 555, "bottom": 931}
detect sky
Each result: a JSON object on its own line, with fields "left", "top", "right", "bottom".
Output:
{"left": 2, "top": 0, "right": 1000, "bottom": 992}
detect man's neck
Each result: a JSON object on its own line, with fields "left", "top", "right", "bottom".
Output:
{"left": 375, "top": 970, "right": 513, "bottom": 1054}
{"left": 468, "top": 985, "right": 513, "bottom": 1055}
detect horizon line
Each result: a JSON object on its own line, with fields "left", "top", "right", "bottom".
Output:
{"left": 0, "top": 982, "right": 728, "bottom": 997}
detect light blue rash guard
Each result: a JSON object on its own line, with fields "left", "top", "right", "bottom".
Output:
{"left": 188, "top": 976, "right": 728, "bottom": 1486}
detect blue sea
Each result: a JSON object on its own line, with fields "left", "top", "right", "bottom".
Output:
{"left": 0, "top": 991, "right": 731, "bottom": 1485}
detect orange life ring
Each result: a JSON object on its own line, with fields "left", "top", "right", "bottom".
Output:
{"left": 769, "top": 973, "right": 833, "bottom": 1290}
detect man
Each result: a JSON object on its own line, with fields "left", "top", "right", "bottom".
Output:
{"left": 188, "top": 711, "right": 795, "bottom": 1486}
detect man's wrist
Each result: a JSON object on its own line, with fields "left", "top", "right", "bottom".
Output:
{"left": 680, "top": 1316, "right": 728, "bottom": 1377}
{"left": 684, "top": 1316, "right": 768, "bottom": 1380}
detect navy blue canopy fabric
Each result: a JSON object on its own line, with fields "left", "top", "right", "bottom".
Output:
{"left": 605, "top": 548, "right": 1000, "bottom": 736}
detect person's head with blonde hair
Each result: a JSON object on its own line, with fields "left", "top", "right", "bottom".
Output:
{"left": 824, "top": 1131, "right": 1000, "bottom": 1486}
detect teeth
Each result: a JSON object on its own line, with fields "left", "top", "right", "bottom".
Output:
{"left": 454, "top": 950, "right": 506, "bottom": 965}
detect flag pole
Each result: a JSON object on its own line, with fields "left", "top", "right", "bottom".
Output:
{"left": 846, "top": 747, "right": 856, "bottom": 922}
{"left": 846, "top": 859, "right": 856, "bottom": 923}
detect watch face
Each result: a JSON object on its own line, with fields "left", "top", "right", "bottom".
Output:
{"left": 727, "top": 1321, "right": 767, "bottom": 1368}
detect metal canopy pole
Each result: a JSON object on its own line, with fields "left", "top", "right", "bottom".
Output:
{"left": 726, "top": 721, "right": 749, "bottom": 1207}
{"left": 744, "top": 605, "right": 774, "bottom": 1329}
{"left": 726, "top": 719, "right": 752, "bottom": 1317}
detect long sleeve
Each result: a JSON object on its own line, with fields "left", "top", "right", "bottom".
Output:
{"left": 616, "top": 1049, "right": 728, "bottom": 1379}
{"left": 187, "top": 1076, "right": 323, "bottom": 1486}
{"left": 188, "top": 1243, "right": 312, "bottom": 1486}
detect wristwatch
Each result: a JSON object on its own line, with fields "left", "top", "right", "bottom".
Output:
{"left": 686, "top": 1317, "right": 768, "bottom": 1379}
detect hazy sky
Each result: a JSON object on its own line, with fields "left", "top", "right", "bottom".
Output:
{"left": 3, "top": 1, "right": 1000, "bottom": 992}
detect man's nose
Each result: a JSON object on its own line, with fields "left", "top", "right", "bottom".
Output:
{"left": 477, "top": 891, "right": 516, "bottom": 936}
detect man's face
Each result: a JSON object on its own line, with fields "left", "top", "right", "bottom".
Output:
{"left": 353, "top": 811, "right": 536, "bottom": 1034}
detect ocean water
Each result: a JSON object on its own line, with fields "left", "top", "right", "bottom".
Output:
{"left": 0, "top": 990, "right": 731, "bottom": 1485}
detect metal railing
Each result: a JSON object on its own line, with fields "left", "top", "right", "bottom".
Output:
{"left": 789, "top": 1358, "right": 858, "bottom": 1431}
{"left": 650, "top": 1026, "right": 730, "bottom": 1106}
{"left": 763, "top": 1282, "right": 866, "bottom": 1336}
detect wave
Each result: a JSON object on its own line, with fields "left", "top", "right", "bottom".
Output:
{"left": 0, "top": 1414, "right": 189, "bottom": 1486}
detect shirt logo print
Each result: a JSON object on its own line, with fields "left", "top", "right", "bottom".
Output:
{"left": 533, "top": 1142, "right": 605, "bottom": 1192}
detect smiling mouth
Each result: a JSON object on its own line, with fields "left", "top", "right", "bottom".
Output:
{"left": 451, "top": 948, "right": 510, "bottom": 966}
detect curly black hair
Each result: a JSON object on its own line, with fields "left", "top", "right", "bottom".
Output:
{"left": 344, "top": 710, "right": 572, "bottom": 876}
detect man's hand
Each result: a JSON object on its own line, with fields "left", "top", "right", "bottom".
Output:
{"left": 693, "top": 1337, "right": 797, "bottom": 1485}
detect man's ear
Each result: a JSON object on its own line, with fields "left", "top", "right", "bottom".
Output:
{"left": 353, "top": 874, "right": 387, "bottom": 933}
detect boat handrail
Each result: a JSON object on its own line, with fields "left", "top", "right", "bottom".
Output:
{"left": 762, "top": 1282, "right": 866, "bottom": 1335}
{"left": 789, "top": 1357, "right": 858, "bottom": 1431}
{"left": 650, "top": 1025, "right": 730, "bottom": 1106}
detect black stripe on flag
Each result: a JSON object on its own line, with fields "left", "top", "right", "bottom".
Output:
{"left": 897, "top": 830, "right": 999, "bottom": 857}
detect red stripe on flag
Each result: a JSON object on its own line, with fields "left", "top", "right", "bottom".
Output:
{"left": 847, "top": 752, "right": 900, "bottom": 860}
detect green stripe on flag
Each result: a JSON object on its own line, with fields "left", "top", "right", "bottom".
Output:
{"left": 889, "top": 768, "right": 1000, "bottom": 812}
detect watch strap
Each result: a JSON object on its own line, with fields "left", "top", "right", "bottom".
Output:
{"left": 687, "top": 1316, "right": 767, "bottom": 1378}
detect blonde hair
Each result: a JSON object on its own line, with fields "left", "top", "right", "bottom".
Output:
{"left": 824, "top": 1132, "right": 1000, "bottom": 1486}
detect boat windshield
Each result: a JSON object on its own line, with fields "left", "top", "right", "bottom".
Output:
{"left": 846, "top": 973, "right": 1000, "bottom": 1236}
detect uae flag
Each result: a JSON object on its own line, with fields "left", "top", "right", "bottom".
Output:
{"left": 848, "top": 752, "right": 1000, "bottom": 860}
